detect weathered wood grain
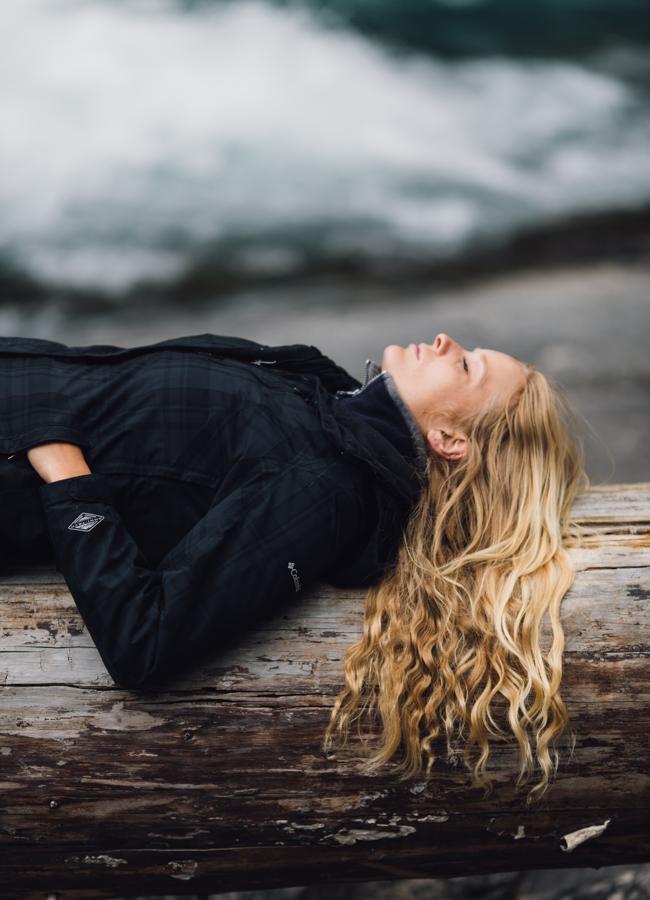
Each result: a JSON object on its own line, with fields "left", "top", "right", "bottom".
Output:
{"left": 0, "top": 483, "right": 648, "bottom": 899}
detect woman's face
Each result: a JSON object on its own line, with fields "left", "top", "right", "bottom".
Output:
{"left": 381, "top": 333, "right": 528, "bottom": 460}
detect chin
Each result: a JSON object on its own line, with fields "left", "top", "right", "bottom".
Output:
{"left": 381, "top": 344, "right": 402, "bottom": 369}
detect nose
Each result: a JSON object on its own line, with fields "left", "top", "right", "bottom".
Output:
{"left": 433, "top": 333, "right": 452, "bottom": 354}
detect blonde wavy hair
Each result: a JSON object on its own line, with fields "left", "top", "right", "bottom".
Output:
{"left": 323, "top": 365, "right": 589, "bottom": 804}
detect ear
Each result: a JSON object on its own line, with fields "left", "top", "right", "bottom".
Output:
{"left": 426, "top": 426, "right": 467, "bottom": 461}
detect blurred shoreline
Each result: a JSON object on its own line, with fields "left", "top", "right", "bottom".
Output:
{"left": 3, "top": 203, "right": 649, "bottom": 315}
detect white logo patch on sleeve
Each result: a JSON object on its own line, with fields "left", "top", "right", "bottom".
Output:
{"left": 68, "top": 512, "right": 105, "bottom": 532}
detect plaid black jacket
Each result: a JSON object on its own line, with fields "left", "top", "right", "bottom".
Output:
{"left": 0, "top": 333, "right": 425, "bottom": 689}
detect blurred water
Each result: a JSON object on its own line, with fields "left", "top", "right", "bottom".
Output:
{"left": 1, "top": 0, "right": 649, "bottom": 304}
{"left": 271, "top": 0, "right": 650, "bottom": 59}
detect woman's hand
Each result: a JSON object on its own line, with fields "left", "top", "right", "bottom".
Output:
{"left": 26, "top": 442, "right": 92, "bottom": 484}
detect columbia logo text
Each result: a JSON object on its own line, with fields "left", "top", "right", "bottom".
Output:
{"left": 288, "top": 561, "right": 301, "bottom": 593}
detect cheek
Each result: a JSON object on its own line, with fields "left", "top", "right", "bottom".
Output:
{"left": 431, "top": 382, "right": 469, "bottom": 422}
{"left": 460, "top": 393, "right": 494, "bottom": 429}
{"left": 417, "top": 381, "right": 448, "bottom": 420}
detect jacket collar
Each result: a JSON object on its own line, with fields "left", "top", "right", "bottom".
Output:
{"left": 334, "top": 359, "right": 429, "bottom": 479}
{"left": 313, "top": 378, "right": 427, "bottom": 511}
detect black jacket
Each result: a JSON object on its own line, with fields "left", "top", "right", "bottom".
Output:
{"left": 0, "top": 332, "right": 426, "bottom": 689}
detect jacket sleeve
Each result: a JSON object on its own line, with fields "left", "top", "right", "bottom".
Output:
{"left": 38, "top": 466, "right": 339, "bottom": 689}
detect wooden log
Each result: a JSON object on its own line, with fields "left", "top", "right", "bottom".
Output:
{"left": 0, "top": 483, "right": 648, "bottom": 899}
